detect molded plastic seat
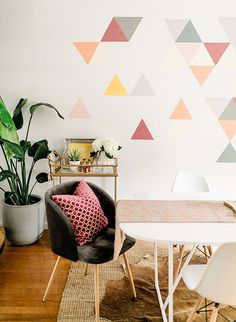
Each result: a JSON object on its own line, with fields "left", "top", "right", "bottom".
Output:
{"left": 172, "top": 172, "right": 210, "bottom": 193}
{"left": 182, "top": 243, "right": 236, "bottom": 321}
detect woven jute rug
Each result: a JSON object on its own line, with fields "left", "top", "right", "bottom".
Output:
{"left": 57, "top": 246, "right": 236, "bottom": 322}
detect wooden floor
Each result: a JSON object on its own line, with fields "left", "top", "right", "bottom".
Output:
{"left": 0, "top": 230, "right": 154, "bottom": 322}
{"left": 0, "top": 230, "right": 71, "bottom": 322}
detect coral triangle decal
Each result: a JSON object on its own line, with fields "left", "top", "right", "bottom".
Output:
{"left": 169, "top": 100, "right": 192, "bottom": 120}
{"left": 74, "top": 42, "right": 99, "bottom": 64}
{"left": 131, "top": 119, "right": 154, "bottom": 140}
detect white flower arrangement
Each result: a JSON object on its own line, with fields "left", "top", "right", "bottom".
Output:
{"left": 92, "top": 137, "right": 122, "bottom": 159}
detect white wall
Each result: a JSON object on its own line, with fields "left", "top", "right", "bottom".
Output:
{"left": 1, "top": 0, "right": 236, "bottom": 222}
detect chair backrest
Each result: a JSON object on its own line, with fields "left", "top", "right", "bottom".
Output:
{"left": 45, "top": 180, "right": 115, "bottom": 261}
{"left": 171, "top": 172, "right": 210, "bottom": 193}
{"left": 195, "top": 243, "right": 236, "bottom": 306}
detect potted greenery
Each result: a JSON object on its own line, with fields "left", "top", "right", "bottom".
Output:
{"left": 0, "top": 97, "right": 64, "bottom": 245}
{"left": 68, "top": 149, "right": 81, "bottom": 172}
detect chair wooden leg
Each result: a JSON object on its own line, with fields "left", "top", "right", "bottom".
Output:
{"left": 43, "top": 256, "right": 60, "bottom": 302}
{"left": 209, "top": 303, "right": 219, "bottom": 322}
{"left": 186, "top": 296, "right": 204, "bottom": 322}
{"left": 174, "top": 245, "right": 186, "bottom": 281}
{"left": 203, "top": 246, "right": 209, "bottom": 262}
{"left": 207, "top": 246, "right": 213, "bottom": 257}
{"left": 84, "top": 263, "right": 89, "bottom": 275}
{"left": 123, "top": 252, "right": 137, "bottom": 298}
{"left": 94, "top": 264, "right": 100, "bottom": 322}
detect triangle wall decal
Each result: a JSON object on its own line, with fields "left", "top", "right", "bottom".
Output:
{"left": 219, "top": 99, "right": 236, "bottom": 120}
{"left": 205, "top": 97, "right": 231, "bottom": 119}
{"left": 218, "top": 120, "right": 236, "bottom": 139}
{"left": 176, "top": 43, "right": 201, "bottom": 63}
{"left": 130, "top": 74, "right": 155, "bottom": 96}
{"left": 74, "top": 42, "right": 99, "bottom": 64}
{"left": 131, "top": 119, "right": 154, "bottom": 140}
{"left": 165, "top": 19, "right": 188, "bottom": 41}
{"left": 104, "top": 75, "right": 128, "bottom": 96}
{"left": 176, "top": 20, "right": 202, "bottom": 43}
{"left": 114, "top": 17, "right": 142, "bottom": 41}
{"left": 204, "top": 42, "right": 230, "bottom": 65}
{"left": 169, "top": 100, "right": 192, "bottom": 120}
{"left": 217, "top": 143, "right": 236, "bottom": 163}
{"left": 68, "top": 99, "right": 91, "bottom": 118}
{"left": 189, "top": 65, "right": 214, "bottom": 85}
{"left": 101, "top": 18, "right": 128, "bottom": 42}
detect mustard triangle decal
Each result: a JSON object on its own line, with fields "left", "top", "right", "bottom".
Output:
{"left": 104, "top": 75, "right": 128, "bottom": 96}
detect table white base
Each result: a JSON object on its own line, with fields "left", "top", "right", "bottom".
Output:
{"left": 154, "top": 243, "right": 197, "bottom": 322}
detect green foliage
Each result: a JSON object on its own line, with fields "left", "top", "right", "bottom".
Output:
{"left": 0, "top": 98, "right": 64, "bottom": 205}
{"left": 68, "top": 149, "right": 81, "bottom": 161}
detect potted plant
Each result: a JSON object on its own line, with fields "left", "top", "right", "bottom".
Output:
{"left": 68, "top": 149, "right": 81, "bottom": 172}
{"left": 0, "top": 97, "right": 64, "bottom": 245}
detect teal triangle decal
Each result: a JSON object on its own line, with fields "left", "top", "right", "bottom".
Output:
{"left": 217, "top": 143, "right": 236, "bottom": 163}
{"left": 176, "top": 20, "right": 202, "bottom": 43}
{"left": 219, "top": 99, "right": 236, "bottom": 120}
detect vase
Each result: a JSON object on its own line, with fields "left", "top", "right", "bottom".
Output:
{"left": 94, "top": 151, "right": 114, "bottom": 173}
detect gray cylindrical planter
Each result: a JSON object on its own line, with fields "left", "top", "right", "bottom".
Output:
{"left": 2, "top": 195, "right": 43, "bottom": 245}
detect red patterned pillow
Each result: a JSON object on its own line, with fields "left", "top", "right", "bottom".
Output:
{"left": 74, "top": 180, "right": 99, "bottom": 203}
{"left": 52, "top": 194, "right": 108, "bottom": 245}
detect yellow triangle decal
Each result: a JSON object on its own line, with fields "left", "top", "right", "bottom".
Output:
{"left": 104, "top": 75, "right": 128, "bottom": 96}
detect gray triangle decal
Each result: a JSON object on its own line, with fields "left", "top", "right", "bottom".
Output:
{"left": 114, "top": 17, "right": 142, "bottom": 41}
{"left": 217, "top": 143, "right": 236, "bottom": 163}
{"left": 219, "top": 99, "right": 236, "bottom": 120}
{"left": 176, "top": 20, "right": 202, "bottom": 43}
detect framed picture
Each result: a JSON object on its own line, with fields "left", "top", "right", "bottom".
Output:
{"left": 65, "top": 138, "right": 94, "bottom": 161}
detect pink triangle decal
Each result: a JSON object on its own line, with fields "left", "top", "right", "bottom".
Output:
{"left": 131, "top": 119, "right": 154, "bottom": 140}
{"left": 204, "top": 42, "right": 230, "bottom": 65}
{"left": 68, "top": 99, "right": 91, "bottom": 119}
{"left": 176, "top": 43, "right": 201, "bottom": 63}
{"left": 101, "top": 18, "right": 128, "bottom": 42}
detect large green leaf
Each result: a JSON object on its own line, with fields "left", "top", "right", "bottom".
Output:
{"left": 29, "top": 102, "right": 64, "bottom": 119}
{"left": 0, "top": 138, "right": 24, "bottom": 160}
{"left": 28, "top": 139, "right": 51, "bottom": 161}
{"left": 0, "top": 98, "right": 19, "bottom": 158}
{"left": 12, "top": 98, "right": 27, "bottom": 130}
{"left": 0, "top": 170, "right": 17, "bottom": 181}
{"left": 36, "top": 172, "right": 49, "bottom": 183}
{"left": 0, "top": 97, "right": 15, "bottom": 129}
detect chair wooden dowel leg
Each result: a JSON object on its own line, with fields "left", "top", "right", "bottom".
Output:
{"left": 174, "top": 245, "right": 186, "bottom": 281}
{"left": 209, "top": 303, "right": 219, "bottom": 322}
{"left": 186, "top": 296, "right": 204, "bottom": 322}
{"left": 123, "top": 252, "right": 137, "bottom": 298}
{"left": 94, "top": 264, "right": 100, "bottom": 322}
{"left": 207, "top": 246, "right": 213, "bottom": 257}
{"left": 84, "top": 263, "right": 89, "bottom": 276}
{"left": 203, "top": 246, "right": 209, "bottom": 262}
{"left": 43, "top": 256, "right": 60, "bottom": 302}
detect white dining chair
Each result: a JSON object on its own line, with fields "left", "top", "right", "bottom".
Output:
{"left": 171, "top": 171, "right": 210, "bottom": 193}
{"left": 172, "top": 171, "right": 211, "bottom": 279}
{"left": 182, "top": 242, "right": 236, "bottom": 322}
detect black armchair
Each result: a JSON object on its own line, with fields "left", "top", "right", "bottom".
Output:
{"left": 43, "top": 180, "right": 136, "bottom": 321}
